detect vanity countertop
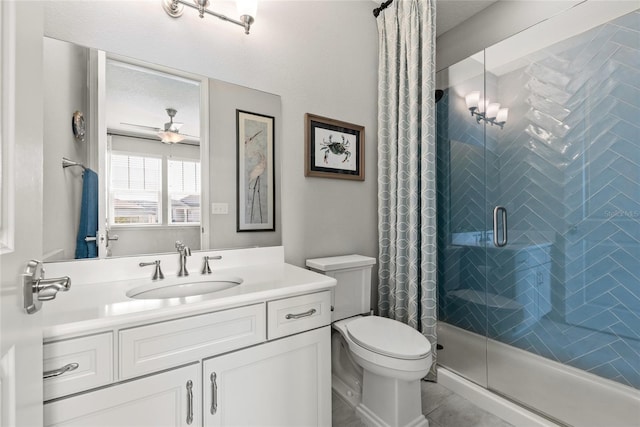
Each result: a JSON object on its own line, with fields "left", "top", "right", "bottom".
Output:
{"left": 42, "top": 255, "right": 336, "bottom": 341}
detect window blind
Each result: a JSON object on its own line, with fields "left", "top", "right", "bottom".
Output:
{"left": 168, "top": 159, "right": 201, "bottom": 224}
{"left": 110, "top": 154, "right": 162, "bottom": 224}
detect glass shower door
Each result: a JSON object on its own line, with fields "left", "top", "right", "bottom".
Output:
{"left": 437, "top": 6, "right": 640, "bottom": 424}
{"left": 435, "top": 53, "right": 490, "bottom": 387}
{"left": 483, "top": 6, "right": 640, "bottom": 405}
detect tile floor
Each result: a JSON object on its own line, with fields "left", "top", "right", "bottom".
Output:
{"left": 332, "top": 380, "right": 514, "bottom": 427}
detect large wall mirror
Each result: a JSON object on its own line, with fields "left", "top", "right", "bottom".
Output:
{"left": 43, "top": 37, "right": 281, "bottom": 262}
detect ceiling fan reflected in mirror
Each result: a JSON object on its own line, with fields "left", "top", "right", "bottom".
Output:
{"left": 120, "top": 108, "right": 198, "bottom": 144}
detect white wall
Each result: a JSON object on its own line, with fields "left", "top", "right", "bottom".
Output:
{"left": 209, "top": 79, "right": 282, "bottom": 250}
{"left": 435, "top": 1, "right": 580, "bottom": 71}
{"left": 44, "top": 0, "right": 380, "bottom": 268}
{"left": 43, "top": 38, "right": 88, "bottom": 261}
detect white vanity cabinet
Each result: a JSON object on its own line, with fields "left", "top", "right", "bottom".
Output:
{"left": 44, "top": 363, "right": 200, "bottom": 427}
{"left": 119, "top": 303, "right": 266, "bottom": 379}
{"left": 43, "top": 289, "right": 333, "bottom": 427}
{"left": 203, "top": 326, "right": 331, "bottom": 427}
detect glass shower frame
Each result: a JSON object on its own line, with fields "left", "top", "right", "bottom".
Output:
{"left": 436, "top": 4, "right": 640, "bottom": 425}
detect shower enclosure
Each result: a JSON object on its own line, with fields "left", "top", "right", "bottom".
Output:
{"left": 436, "top": 4, "right": 639, "bottom": 426}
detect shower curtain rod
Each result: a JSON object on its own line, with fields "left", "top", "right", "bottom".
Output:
{"left": 373, "top": 0, "right": 393, "bottom": 17}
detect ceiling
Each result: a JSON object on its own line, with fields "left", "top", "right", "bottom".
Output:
{"left": 436, "top": 0, "right": 497, "bottom": 37}
{"left": 106, "top": 59, "right": 201, "bottom": 142}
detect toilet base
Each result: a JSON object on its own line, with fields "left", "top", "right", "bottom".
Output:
{"left": 332, "top": 373, "right": 361, "bottom": 409}
{"left": 355, "top": 371, "right": 429, "bottom": 427}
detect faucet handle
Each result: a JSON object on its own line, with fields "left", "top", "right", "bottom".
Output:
{"left": 201, "top": 255, "right": 222, "bottom": 274}
{"left": 139, "top": 260, "right": 164, "bottom": 281}
{"left": 35, "top": 276, "right": 72, "bottom": 301}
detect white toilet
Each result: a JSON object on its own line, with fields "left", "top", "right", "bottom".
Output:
{"left": 306, "top": 255, "right": 432, "bottom": 427}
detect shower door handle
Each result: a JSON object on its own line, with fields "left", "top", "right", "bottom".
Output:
{"left": 493, "top": 206, "right": 508, "bottom": 247}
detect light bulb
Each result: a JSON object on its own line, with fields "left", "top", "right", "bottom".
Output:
{"left": 236, "top": 0, "right": 257, "bottom": 19}
{"left": 478, "top": 98, "right": 490, "bottom": 113}
{"left": 465, "top": 91, "right": 480, "bottom": 110}
{"left": 486, "top": 103, "right": 500, "bottom": 119}
{"left": 158, "top": 131, "right": 185, "bottom": 144}
{"left": 496, "top": 108, "right": 509, "bottom": 124}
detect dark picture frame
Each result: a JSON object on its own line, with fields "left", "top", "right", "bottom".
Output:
{"left": 304, "top": 113, "right": 365, "bottom": 181}
{"left": 236, "top": 110, "right": 275, "bottom": 232}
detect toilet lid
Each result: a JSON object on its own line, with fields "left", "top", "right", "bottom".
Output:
{"left": 346, "top": 316, "right": 431, "bottom": 360}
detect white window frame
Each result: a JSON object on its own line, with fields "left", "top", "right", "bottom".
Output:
{"left": 108, "top": 151, "right": 163, "bottom": 227}
{"left": 167, "top": 157, "right": 201, "bottom": 226}
{"left": 108, "top": 149, "right": 201, "bottom": 228}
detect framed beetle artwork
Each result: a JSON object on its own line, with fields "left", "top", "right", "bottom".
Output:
{"left": 304, "top": 113, "right": 364, "bottom": 181}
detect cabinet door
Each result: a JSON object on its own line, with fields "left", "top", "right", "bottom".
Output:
{"left": 44, "top": 363, "right": 200, "bottom": 427}
{"left": 204, "top": 326, "right": 331, "bottom": 427}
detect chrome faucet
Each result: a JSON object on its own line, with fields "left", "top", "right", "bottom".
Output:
{"left": 36, "top": 276, "right": 71, "bottom": 301}
{"left": 201, "top": 255, "right": 222, "bottom": 274}
{"left": 139, "top": 260, "right": 164, "bottom": 281}
{"left": 176, "top": 241, "right": 191, "bottom": 276}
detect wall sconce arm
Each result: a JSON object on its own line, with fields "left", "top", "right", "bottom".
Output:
{"left": 163, "top": 0, "right": 255, "bottom": 35}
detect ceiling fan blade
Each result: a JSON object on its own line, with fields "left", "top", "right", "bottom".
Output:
{"left": 120, "top": 122, "right": 161, "bottom": 132}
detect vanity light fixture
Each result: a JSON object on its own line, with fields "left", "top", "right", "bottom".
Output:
{"left": 163, "top": 0, "right": 257, "bottom": 35}
{"left": 465, "top": 91, "right": 509, "bottom": 129}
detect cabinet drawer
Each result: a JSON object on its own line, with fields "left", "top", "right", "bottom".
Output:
{"left": 120, "top": 303, "right": 266, "bottom": 379}
{"left": 44, "top": 333, "right": 113, "bottom": 401}
{"left": 44, "top": 363, "right": 200, "bottom": 427}
{"left": 267, "top": 291, "right": 331, "bottom": 340}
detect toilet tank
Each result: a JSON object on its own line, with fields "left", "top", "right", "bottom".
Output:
{"left": 306, "top": 255, "right": 376, "bottom": 322}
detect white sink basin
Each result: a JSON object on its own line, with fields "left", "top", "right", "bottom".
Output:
{"left": 126, "top": 276, "right": 243, "bottom": 299}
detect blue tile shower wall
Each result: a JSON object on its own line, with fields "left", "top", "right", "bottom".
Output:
{"left": 437, "top": 10, "right": 640, "bottom": 389}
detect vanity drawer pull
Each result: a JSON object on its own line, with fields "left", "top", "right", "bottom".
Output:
{"left": 267, "top": 291, "right": 331, "bottom": 340}
{"left": 44, "top": 363, "right": 79, "bottom": 379}
{"left": 210, "top": 372, "right": 218, "bottom": 415}
{"left": 186, "top": 380, "right": 194, "bottom": 425}
{"left": 43, "top": 332, "right": 113, "bottom": 400}
{"left": 285, "top": 308, "right": 317, "bottom": 320}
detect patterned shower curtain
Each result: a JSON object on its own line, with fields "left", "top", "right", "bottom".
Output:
{"left": 376, "top": 0, "right": 437, "bottom": 379}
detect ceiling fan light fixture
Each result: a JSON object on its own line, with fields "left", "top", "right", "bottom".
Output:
{"left": 158, "top": 130, "right": 186, "bottom": 144}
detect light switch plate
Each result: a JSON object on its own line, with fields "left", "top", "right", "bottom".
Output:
{"left": 211, "top": 203, "right": 229, "bottom": 215}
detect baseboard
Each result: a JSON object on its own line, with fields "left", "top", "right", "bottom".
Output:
{"left": 436, "top": 367, "right": 560, "bottom": 427}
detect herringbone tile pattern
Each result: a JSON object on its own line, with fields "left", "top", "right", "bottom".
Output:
{"left": 437, "top": 10, "right": 640, "bottom": 389}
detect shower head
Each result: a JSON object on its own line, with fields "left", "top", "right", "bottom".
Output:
{"left": 435, "top": 89, "right": 444, "bottom": 103}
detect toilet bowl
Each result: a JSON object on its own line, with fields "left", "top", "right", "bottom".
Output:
{"left": 333, "top": 316, "right": 431, "bottom": 427}
{"left": 306, "top": 255, "right": 433, "bottom": 427}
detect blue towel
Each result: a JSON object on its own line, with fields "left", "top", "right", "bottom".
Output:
{"left": 75, "top": 168, "right": 98, "bottom": 259}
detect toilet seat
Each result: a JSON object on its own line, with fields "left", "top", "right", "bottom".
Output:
{"left": 345, "top": 316, "right": 431, "bottom": 360}
{"left": 334, "top": 317, "right": 432, "bottom": 382}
